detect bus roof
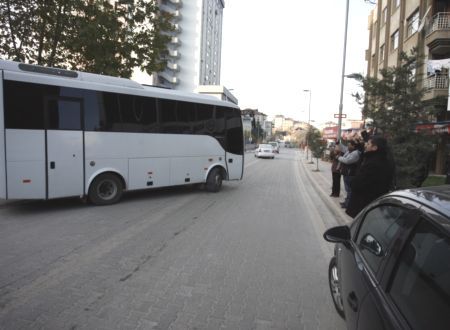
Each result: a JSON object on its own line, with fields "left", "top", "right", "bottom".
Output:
{"left": 0, "top": 59, "right": 239, "bottom": 109}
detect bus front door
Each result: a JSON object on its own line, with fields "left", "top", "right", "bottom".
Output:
{"left": 46, "top": 98, "right": 84, "bottom": 199}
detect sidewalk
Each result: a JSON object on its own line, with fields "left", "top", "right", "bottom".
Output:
{"left": 298, "top": 150, "right": 352, "bottom": 226}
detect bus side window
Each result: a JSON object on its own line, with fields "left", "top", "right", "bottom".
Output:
{"left": 226, "top": 108, "right": 244, "bottom": 155}
{"left": 4, "top": 80, "right": 45, "bottom": 130}
{"left": 47, "top": 98, "right": 82, "bottom": 130}
{"left": 83, "top": 90, "right": 102, "bottom": 131}
{"left": 195, "top": 103, "right": 214, "bottom": 135}
{"left": 102, "top": 92, "right": 121, "bottom": 131}
{"left": 139, "top": 96, "right": 158, "bottom": 133}
{"left": 177, "top": 101, "right": 196, "bottom": 134}
{"left": 160, "top": 99, "right": 178, "bottom": 134}
{"left": 214, "top": 107, "right": 226, "bottom": 149}
{"left": 117, "top": 94, "right": 137, "bottom": 131}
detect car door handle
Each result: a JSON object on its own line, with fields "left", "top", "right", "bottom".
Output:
{"left": 228, "top": 158, "right": 233, "bottom": 163}
{"left": 347, "top": 291, "right": 358, "bottom": 312}
{"left": 50, "top": 161, "right": 55, "bottom": 169}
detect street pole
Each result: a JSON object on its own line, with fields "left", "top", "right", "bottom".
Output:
{"left": 337, "top": 0, "right": 350, "bottom": 143}
{"left": 303, "top": 89, "right": 312, "bottom": 160}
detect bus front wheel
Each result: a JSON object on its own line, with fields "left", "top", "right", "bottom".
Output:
{"left": 206, "top": 168, "right": 223, "bottom": 192}
{"left": 89, "top": 173, "right": 123, "bottom": 205}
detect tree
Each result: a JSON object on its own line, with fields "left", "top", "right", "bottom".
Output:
{"left": 251, "top": 120, "right": 265, "bottom": 143}
{"left": 0, "top": 0, "right": 173, "bottom": 77}
{"left": 350, "top": 50, "right": 438, "bottom": 188}
{"left": 243, "top": 130, "right": 252, "bottom": 144}
{"left": 306, "top": 126, "right": 326, "bottom": 171}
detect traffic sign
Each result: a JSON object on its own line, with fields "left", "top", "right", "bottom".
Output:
{"left": 334, "top": 114, "right": 347, "bottom": 118}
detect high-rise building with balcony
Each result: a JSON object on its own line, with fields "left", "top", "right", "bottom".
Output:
{"left": 156, "top": 0, "right": 225, "bottom": 91}
{"left": 366, "top": 0, "right": 450, "bottom": 174}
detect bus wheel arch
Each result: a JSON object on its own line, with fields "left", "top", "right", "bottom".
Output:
{"left": 88, "top": 172, "right": 125, "bottom": 205}
{"left": 206, "top": 166, "right": 226, "bottom": 192}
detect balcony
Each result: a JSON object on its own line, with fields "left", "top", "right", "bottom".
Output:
{"left": 158, "top": 72, "right": 179, "bottom": 85}
{"left": 167, "top": 62, "right": 179, "bottom": 71}
{"left": 165, "top": 0, "right": 182, "bottom": 8}
{"left": 426, "top": 12, "right": 450, "bottom": 55}
{"left": 168, "top": 49, "right": 180, "bottom": 58}
{"left": 169, "top": 36, "right": 181, "bottom": 46}
{"left": 160, "top": 6, "right": 181, "bottom": 21}
{"left": 173, "top": 10, "right": 181, "bottom": 21}
{"left": 173, "top": 24, "right": 182, "bottom": 33}
{"left": 423, "top": 73, "right": 449, "bottom": 101}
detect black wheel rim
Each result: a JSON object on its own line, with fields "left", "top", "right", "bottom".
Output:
{"left": 97, "top": 180, "right": 117, "bottom": 201}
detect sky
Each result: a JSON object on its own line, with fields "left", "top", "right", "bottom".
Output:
{"left": 220, "top": 0, "right": 377, "bottom": 126}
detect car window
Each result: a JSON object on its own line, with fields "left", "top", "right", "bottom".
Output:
{"left": 388, "top": 219, "right": 450, "bottom": 329}
{"left": 356, "top": 205, "right": 409, "bottom": 274}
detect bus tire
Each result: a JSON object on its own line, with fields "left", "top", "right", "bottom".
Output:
{"left": 88, "top": 173, "right": 123, "bottom": 205}
{"left": 206, "top": 168, "right": 223, "bottom": 192}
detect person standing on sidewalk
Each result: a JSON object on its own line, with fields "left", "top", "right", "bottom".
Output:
{"left": 346, "top": 136, "right": 394, "bottom": 218}
{"left": 338, "top": 140, "right": 360, "bottom": 209}
{"left": 330, "top": 143, "right": 343, "bottom": 197}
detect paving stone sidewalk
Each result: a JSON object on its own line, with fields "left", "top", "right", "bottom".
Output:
{"left": 298, "top": 150, "right": 352, "bottom": 226}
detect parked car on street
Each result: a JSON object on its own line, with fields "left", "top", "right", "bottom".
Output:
{"left": 255, "top": 144, "right": 275, "bottom": 159}
{"left": 323, "top": 185, "right": 450, "bottom": 330}
{"left": 268, "top": 141, "right": 280, "bottom": 153}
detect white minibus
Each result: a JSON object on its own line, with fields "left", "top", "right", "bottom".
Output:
{"left": 0, "top": 60, "right": 243, "bottom": 205}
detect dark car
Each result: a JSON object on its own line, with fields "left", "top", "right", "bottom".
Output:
{"left": 323, "top": 185, "right": 450, "bottom": 330}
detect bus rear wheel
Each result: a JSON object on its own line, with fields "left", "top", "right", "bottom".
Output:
{"left": 206, "top": 168, "right": 223, "bottom": 192}
{"left": 89, "top": 173, "right": 123, "bottom": 205}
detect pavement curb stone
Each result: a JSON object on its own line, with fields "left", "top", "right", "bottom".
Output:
{"left": 298, "top": 150, "right": 352, "bottom": 226}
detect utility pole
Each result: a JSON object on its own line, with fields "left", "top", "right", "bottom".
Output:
{"left": 303, "top": 89, "right": 312, "bottom": 160}
{"left": 337, "top": 0, "right": 350, "bottom": 142}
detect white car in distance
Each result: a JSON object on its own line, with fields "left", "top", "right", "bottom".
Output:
{"left": 255, "top": 144, "right": 275, "bottom": 159}
{"left": 268, "top": 141, "right": 280, "bottom": 153}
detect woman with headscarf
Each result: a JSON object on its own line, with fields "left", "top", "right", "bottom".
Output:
{"left": 346, "top": 136, "right": 395, "bottom": 218}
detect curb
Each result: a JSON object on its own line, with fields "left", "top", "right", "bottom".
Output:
{"left": 298, "top": 153, "right": 352, "bottom": 226}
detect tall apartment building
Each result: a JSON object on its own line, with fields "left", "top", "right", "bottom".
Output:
{"left": 366, "top": 0, "right": 450, "bottom": 173}
{"left": 157, "top": 0, "right": 225, "bottom": 91}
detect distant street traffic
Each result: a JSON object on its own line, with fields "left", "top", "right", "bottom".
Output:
{"left": 0, "top": 148, "right": 346, "bottom": 329}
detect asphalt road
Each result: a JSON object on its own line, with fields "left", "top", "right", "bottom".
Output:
{"left": 0, "top": 148, "right": 346, "bottom": 330}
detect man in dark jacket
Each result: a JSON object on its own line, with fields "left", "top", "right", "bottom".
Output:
{"left": 346, "top": 136, "right": 394, "bottom": 218}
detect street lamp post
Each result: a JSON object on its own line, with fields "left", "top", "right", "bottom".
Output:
{"left": 303, "top": 89, "right": 312, "bottom": 160}
{"left": 337, "top": 0, "right": 350, "bottom": 143}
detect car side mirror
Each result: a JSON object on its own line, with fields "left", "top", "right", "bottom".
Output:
{"left": 323, "top": 226, "right": 351, "bottom": 243}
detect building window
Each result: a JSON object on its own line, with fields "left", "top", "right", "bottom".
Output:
{"left": 379, "top": 44, "right": 385, "bottom": 63}
{"left": 382, "top": 7, "right": 388, "bottom": 25}
{"left": 391, "top": 30, "right": 399, "bottom": 51}
{"left": 406, "top": 10, "right": 419, "bottom": 38}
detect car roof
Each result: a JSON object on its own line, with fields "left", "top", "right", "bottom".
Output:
{"left": 259, "top": 144, "right": 272, "bottom": 147}
{"left": 383, "top": 185, "right": 450, "bottom": 226}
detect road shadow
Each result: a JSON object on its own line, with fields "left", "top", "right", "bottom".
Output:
{"left": 1, "top": 182, "right": 239, "bottom": 215}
